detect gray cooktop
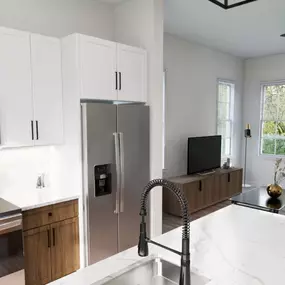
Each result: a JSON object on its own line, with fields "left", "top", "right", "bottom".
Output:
{"left": 0, "top": 198, "right": 21, "bottom": 218}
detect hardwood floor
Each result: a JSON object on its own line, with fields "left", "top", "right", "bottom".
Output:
{"left": 163, "top": 200, "right": 231, "bottom": 233}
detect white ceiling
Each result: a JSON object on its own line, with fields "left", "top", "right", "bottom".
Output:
{"left": 164, "top": 0, "right": 285, "bottom": 58}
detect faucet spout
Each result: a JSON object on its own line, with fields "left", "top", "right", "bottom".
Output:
{"left": 138, "top": 179, "right": 191, "bottom": 285}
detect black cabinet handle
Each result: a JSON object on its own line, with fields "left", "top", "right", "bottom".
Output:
{"left": 36, "top": 121, "right": 39, "bottom": 140}
{"left": 52, "top": 228, "right": 55, "bottom": 247}
{"left": 228, "top": 173, "right": 231, "bottom": 183}
{"left": 115, "top": 72, "right": 118, "bottom": 90}
{"left": 31, "top": 121, "right": 34, "bottom": 140}
{"left": 119, "top": 72, "right": 121, "bottom": 90}
{"left": 199, "top": 181, "right": 202, "bottom": 191}
{"left": 47, "top": 230, "right": 51, "bottom": 248}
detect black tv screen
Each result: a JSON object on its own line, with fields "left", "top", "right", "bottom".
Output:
{"left": 187, "top": 135, "right": 221, "bottom": 175}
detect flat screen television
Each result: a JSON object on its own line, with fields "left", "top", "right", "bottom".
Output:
{"left": 187, "top": 135, "right": 221, "bottom": 175}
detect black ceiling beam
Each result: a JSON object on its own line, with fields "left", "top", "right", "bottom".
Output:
{"left": 209, "top": 0, "right": 258, "bottom": 10}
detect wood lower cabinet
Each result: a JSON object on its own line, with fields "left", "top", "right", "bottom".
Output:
{"left": 23, "top": 199, "right": 79, "bottom": 285}
{"left": 163, "top": 168, "right": 243, "bottom": 216}
{"left": 24, "top": 225, "right": 52, "bottom": 285}
{"left": 51, "top": 218, "right": 80, "bottom": 280}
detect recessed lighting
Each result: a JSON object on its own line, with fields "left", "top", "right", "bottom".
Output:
{"left": 281, "top": 34, "right": 285, "bottom": 37}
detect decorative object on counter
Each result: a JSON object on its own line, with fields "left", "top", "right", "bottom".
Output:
{"left": 267, "top": 184, "right": 282, "bottom": 199}
{"left": 243, "top": 123, "right": 251, "bottom": 187}
{"left": 222, "top": 158, "right": 231, "bottom": 169}
{"left": 267, "top": 158, "right": 285, "bottom": 199}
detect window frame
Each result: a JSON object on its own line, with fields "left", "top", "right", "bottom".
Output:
{"left": 259, "top": 80, "right": 285, "bottom": 157}
{"left": 216, "top": 79, "right": 235, "bottom": 158}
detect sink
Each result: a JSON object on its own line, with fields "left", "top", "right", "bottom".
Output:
{"left": 93, "top": 256, "right": 210, "bottom": 285}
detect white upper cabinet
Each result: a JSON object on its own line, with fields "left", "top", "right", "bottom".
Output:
{"left": 0, "top": 28, "right": 63, "bottom": 148}
{"left": 62, "top": 34, "right": 147, "bottom": 103}
{"left": 31, "top": 34, "right": 63, "bottom": 145}
{"left": 0, "top": 28, "right": 34, "bottom": 147}
{"left": 80, "top": 35, "right": 117, "bottom": 101}
{"left": 117, "top": 44, "right": 147, "bottom": 103}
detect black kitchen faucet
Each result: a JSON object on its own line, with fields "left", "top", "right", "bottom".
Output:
{"left": 138, "top": 179, "right": 191, "bottom": 285}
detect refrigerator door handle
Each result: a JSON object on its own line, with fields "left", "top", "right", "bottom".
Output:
{"left": 119, "top": 132, "right": 125, "bottom": 213}
{"left": 114, "top": 133, "right": 120, "bottom": 214}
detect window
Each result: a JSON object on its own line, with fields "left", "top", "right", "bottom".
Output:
{"left": 260, "top": 82, "right": 285, "bottom": 156}
{"left": 217, "top": 80, "right": 235, "bottom": 157}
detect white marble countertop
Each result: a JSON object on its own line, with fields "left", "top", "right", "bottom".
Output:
{"left": 2, "top": 188, "right": 79, "bottom": 211}
{"left": 48, "top": 205, "right": 285, "bottom": 285}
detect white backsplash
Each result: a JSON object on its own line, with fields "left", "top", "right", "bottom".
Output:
{"left": 0, "top": 146, "right": 63, "bottom": 197}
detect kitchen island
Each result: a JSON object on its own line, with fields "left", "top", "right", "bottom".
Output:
{"left": 49, "top": 205, "right": 285, "bottom": 285}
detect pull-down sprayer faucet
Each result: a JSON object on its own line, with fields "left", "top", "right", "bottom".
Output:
{"left": 138, "top": 179, "right": 191, "bottom": 285}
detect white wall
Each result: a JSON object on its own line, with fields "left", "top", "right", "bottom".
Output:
{"left": 115, "top": 0, "right": 164, "bottom": 237}
{"left": 243, "top": 54, "right": 285, "bottom": 186}
{"left": 164, "top": 33, "right": 244, "bottom": 177}
{"left": 0, "top": 0, "right": 114, "bottom": 40}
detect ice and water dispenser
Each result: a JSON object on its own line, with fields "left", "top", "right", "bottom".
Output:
{"left": 94, "top": 164, "right": 112, "bottom": 197}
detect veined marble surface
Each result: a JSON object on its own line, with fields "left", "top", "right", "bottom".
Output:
{"left": 2, "top": 188, "right": 79, "bottom": 211}
{"left": 49, "top": 205, "right": 285, "bottom": 285}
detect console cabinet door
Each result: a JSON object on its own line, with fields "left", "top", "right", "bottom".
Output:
{"left": 51, "top": 217, "right": 80, "bottom": 281}
{"left": 24, "top": 225, "right": 52, "bottom": 285}
{"left": 229, "top": 169, "right": 243, "bottom": 196}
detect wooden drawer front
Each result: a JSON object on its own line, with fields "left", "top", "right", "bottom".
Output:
{"left": 23, "top": 205, "right": 54, "bottom": 231}
{"left": 52, "top": 200, "right": 78, "bottom": 224}
{"left": 23, "top": 200, "right": 78, "bottom": 231}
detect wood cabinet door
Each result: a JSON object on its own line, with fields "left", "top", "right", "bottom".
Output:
{"left": 219, "top": 173, "right": 230, "bottom": 199}
{"left": 31, "top": 34, "right": 63, "bottom": 146}
{"left": 184, "top": 181, "right": 200, "bottom": 213}
{"left": 202, "top": 176, "right": 215, "bottom": 206}
{"left": 117, "top": 44, "right": 147, "bottom": 102}
{"left": 0, "top": 27, "right": 34, "bottom": 147}
{"left": 229, "top": 169, "right": 243, "bottom": 196}
{"left": 24, "top": 225, "right": 52, "bottom": 285}
{"left": 51, "top": 217, "right": 79, "bottom": 281}
{"left": 80, "top": 35, "right": 117, "bottom": 101}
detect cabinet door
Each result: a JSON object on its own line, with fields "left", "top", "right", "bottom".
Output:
{"left": 229, "top": 170, "right": 243, "bottom": 196}
{"left": 80, "top": 35, "right": 117, "bottom": 100}
{"left": 24, "top": 225, "right": 52, "bottom": 285}
{"left": 184, "top": 181, "right": 201, "bottom": 213}
{"left": 202, "top": 176, "right": 215, "bottom": 206}
{"left": 117, "top": 44, "right": 147, "bottom": 102}
{"left": 51, "top": 217, "right": 79, "bottom": 281}
{"left": 31, "top": 34, "right": 63, "bottom": 145}
{"left": 0, "top": 28, "right": 34, "bottom": 147}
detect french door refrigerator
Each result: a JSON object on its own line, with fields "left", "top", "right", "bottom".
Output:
{"left": 81, "top": 102, "right": 150, "bottom": 265}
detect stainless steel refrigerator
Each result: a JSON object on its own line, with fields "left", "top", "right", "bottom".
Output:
{"left": 81, "top": 102, "right": 150, "bottom": 266}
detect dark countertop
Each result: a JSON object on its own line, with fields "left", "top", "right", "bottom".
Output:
{"left": 0, "top": 198, "right": 21, "bottom": 218}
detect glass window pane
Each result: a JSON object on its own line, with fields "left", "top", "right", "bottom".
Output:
{"left": 218, "top": 102, "right": 230, "bottom": 120}
{"left": 276, "top": 139, "right": 285, "bottom": 155}
{"left": 221, "top": 139, "right": 225, "bottom": 155}
{"left": 279, "top": 94, "right": 285, "bottom": 120}
{"left": 263, "top": 86, "right": 278, "bottom": 120}
{"left": 262, "top": 121, "right": 276, "bottom": 136}
{"left": 224, "top": 138, "right": 231, "bottom": 156}
{"left": 262, "top": 138, "right": 275, "bottom": 155}
{"left": 217, "top": 121, "right": 231, "bottom": 138}
{"left": 218, "top": 84, "right": 230, "bottom": 102}
{"left": 277, "top": 122, "right": 285, "bottom": 136}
